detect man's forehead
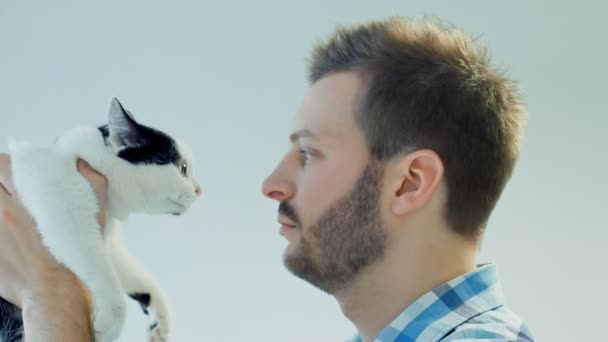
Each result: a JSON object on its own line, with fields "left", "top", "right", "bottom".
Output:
{"left": 291, "top": 72, "right": 367, "bottom": 142}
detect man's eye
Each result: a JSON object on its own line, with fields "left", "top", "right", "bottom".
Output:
{"left": 299, "top": 149, "right": 313, "bottom": 162}
{"left": 180, "top": 162, "right": 188, "bottom": 175}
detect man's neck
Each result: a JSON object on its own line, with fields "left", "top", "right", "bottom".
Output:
{"left": 335, "top": 230, "right": 476, "bottom": 342}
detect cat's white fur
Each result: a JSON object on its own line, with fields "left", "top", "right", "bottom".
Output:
{"left": 8, "top": 100, "right": 200, "bottom": 341}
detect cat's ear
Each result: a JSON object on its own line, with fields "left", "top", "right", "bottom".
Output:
{"left": 108, "top": 97, "right": 146, "bottom": 150}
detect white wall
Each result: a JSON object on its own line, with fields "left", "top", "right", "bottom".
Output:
{"left": 1, "top": 1, "right": 605, "bottom": 341}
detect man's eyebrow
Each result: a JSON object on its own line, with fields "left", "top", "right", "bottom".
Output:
{"left": 289, "top": 129, "right": 318, "bottom": 143}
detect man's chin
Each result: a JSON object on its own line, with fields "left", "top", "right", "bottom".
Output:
{"left": 282, "top": 241, "right": 308, "bottom": 271}
{"left": 282, "top": 242, "right": 301, "bottom": 263}
{"left": 283, "top": 251, "right": 339, "bottom": 295}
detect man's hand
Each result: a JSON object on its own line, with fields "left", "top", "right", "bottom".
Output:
{"left": 0, "top": 153, "right": 108, "bottom": 341}
{"left": 0, "top": 153, "right": 60, "bottom": 308}
{"left": 77, "top": 159, "right": 108, "bottom": 229}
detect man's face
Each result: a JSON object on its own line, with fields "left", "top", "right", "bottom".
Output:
{"left": 262, "top": 72, "right": 388, "bottom": 294}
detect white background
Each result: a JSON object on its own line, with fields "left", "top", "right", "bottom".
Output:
{"left": 1, "top": 1, "right": 606, "bottom": 341}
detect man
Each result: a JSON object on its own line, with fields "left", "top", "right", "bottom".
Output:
{"left": 0, "top": 17, "right": 533, "bottom": 341}
{"left": 261, "top": 18, "right": 533, "bottom": 341}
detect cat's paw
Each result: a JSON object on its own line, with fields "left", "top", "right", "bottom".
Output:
{"left": 146, "top": 295, "right": 170, "bottom": 341}
{"left": 93, "top": 295, "right": 126, "bottom": 342}
{"left": 130, "top": 291, "right": 171, "bottom": 341}
{"left": 147, "top": 319, "right": 169, "bottom": 342}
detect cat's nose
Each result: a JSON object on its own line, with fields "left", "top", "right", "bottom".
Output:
{"left": 195, "top": 185, "right": 202, "bottom": 196}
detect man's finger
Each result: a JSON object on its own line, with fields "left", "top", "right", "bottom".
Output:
{"left": 0, "top": 182, "right": 10, "bottom": 198}
{"left": 76, "top": 159, "right": 107, "bottom": 189}
{"left": 0, "top": 154, "right": 15, "bottom": 196}
{"left": 77, "top": 159, "right": 100, "bottom": 178}
{"left": 76, "top": 159, "right": 91, "bottom": 175}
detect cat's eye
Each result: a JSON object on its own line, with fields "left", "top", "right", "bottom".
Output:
{"left": 180, "top": 162, "right": 188, "bottom": 176}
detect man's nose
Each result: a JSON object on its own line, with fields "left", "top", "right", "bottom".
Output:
{"left": 262, "top": 165, "right": 295, "bottom": 202}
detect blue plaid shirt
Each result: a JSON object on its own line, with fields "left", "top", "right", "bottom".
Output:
{"left": 349, "top": 264, "right": 534, "bottom": 342}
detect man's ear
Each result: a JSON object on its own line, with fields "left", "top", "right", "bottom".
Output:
{"left": 384, "top": 149, "right": 444, "bottom": 216}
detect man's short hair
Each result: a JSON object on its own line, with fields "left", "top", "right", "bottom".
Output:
{"left": 308, "top": 17, "right": 527, "bottom": 239}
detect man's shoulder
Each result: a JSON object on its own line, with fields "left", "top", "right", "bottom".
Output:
{"left": 440, "top": 306, "right": 534, "bottom": 342}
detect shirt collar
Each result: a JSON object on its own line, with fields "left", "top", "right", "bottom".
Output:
{"left": 351, "top": 263, "right": 505, "bottom": 342}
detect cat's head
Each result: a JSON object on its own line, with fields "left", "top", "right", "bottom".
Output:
{"left": 98, "top": 97, "right": 201, "bottom": 216}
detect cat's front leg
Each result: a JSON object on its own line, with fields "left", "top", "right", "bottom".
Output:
{"left": 106, "top": 225, "right": 171, "bottom": 342}
{"left": 28, "top": 205, "right": 127, "bottom": 342}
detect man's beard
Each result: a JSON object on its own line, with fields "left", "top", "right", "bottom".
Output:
{"left": 280, "top": 162, "right": 387, "bottom": 294}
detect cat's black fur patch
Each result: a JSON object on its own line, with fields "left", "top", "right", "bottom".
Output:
{"left": 98, "top": 125, "right": 110, "bottom": 141}
{"left": 129, "top": 292, "right": 151, "bottom": 315}
{"left": 0, "top": 297, "right": 23, "bottom": 342}
{"left": 98, "top": 124, "right": 181, "bottom": 166}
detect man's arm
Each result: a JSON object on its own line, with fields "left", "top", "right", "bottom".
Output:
{"left": 21, "top": 272, "right": 94, "bottom": 341}
{"left": 0, "top": 154, "right": 107, "bottom": 341}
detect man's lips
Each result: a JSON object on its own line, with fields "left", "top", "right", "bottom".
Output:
{"left": 279, "top": 222, "right": 296, "bottom": 229}
{"left": 278, "top": 216, "right": 297, "bottom": 228}
{"left": 278, "top": 217, "right": 297, "bottom": 236}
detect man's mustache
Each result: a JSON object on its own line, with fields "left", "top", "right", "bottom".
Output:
{"left": 279, "top": 201, "right": 300, "bottom": 226}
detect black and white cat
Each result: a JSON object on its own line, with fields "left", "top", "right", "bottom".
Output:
{"left": 0, "top": 98, "right": 201, "bottom": 342}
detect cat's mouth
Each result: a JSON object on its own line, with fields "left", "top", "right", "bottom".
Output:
{"left": 168, "top": 198, "right": 187, "bottom": 215}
